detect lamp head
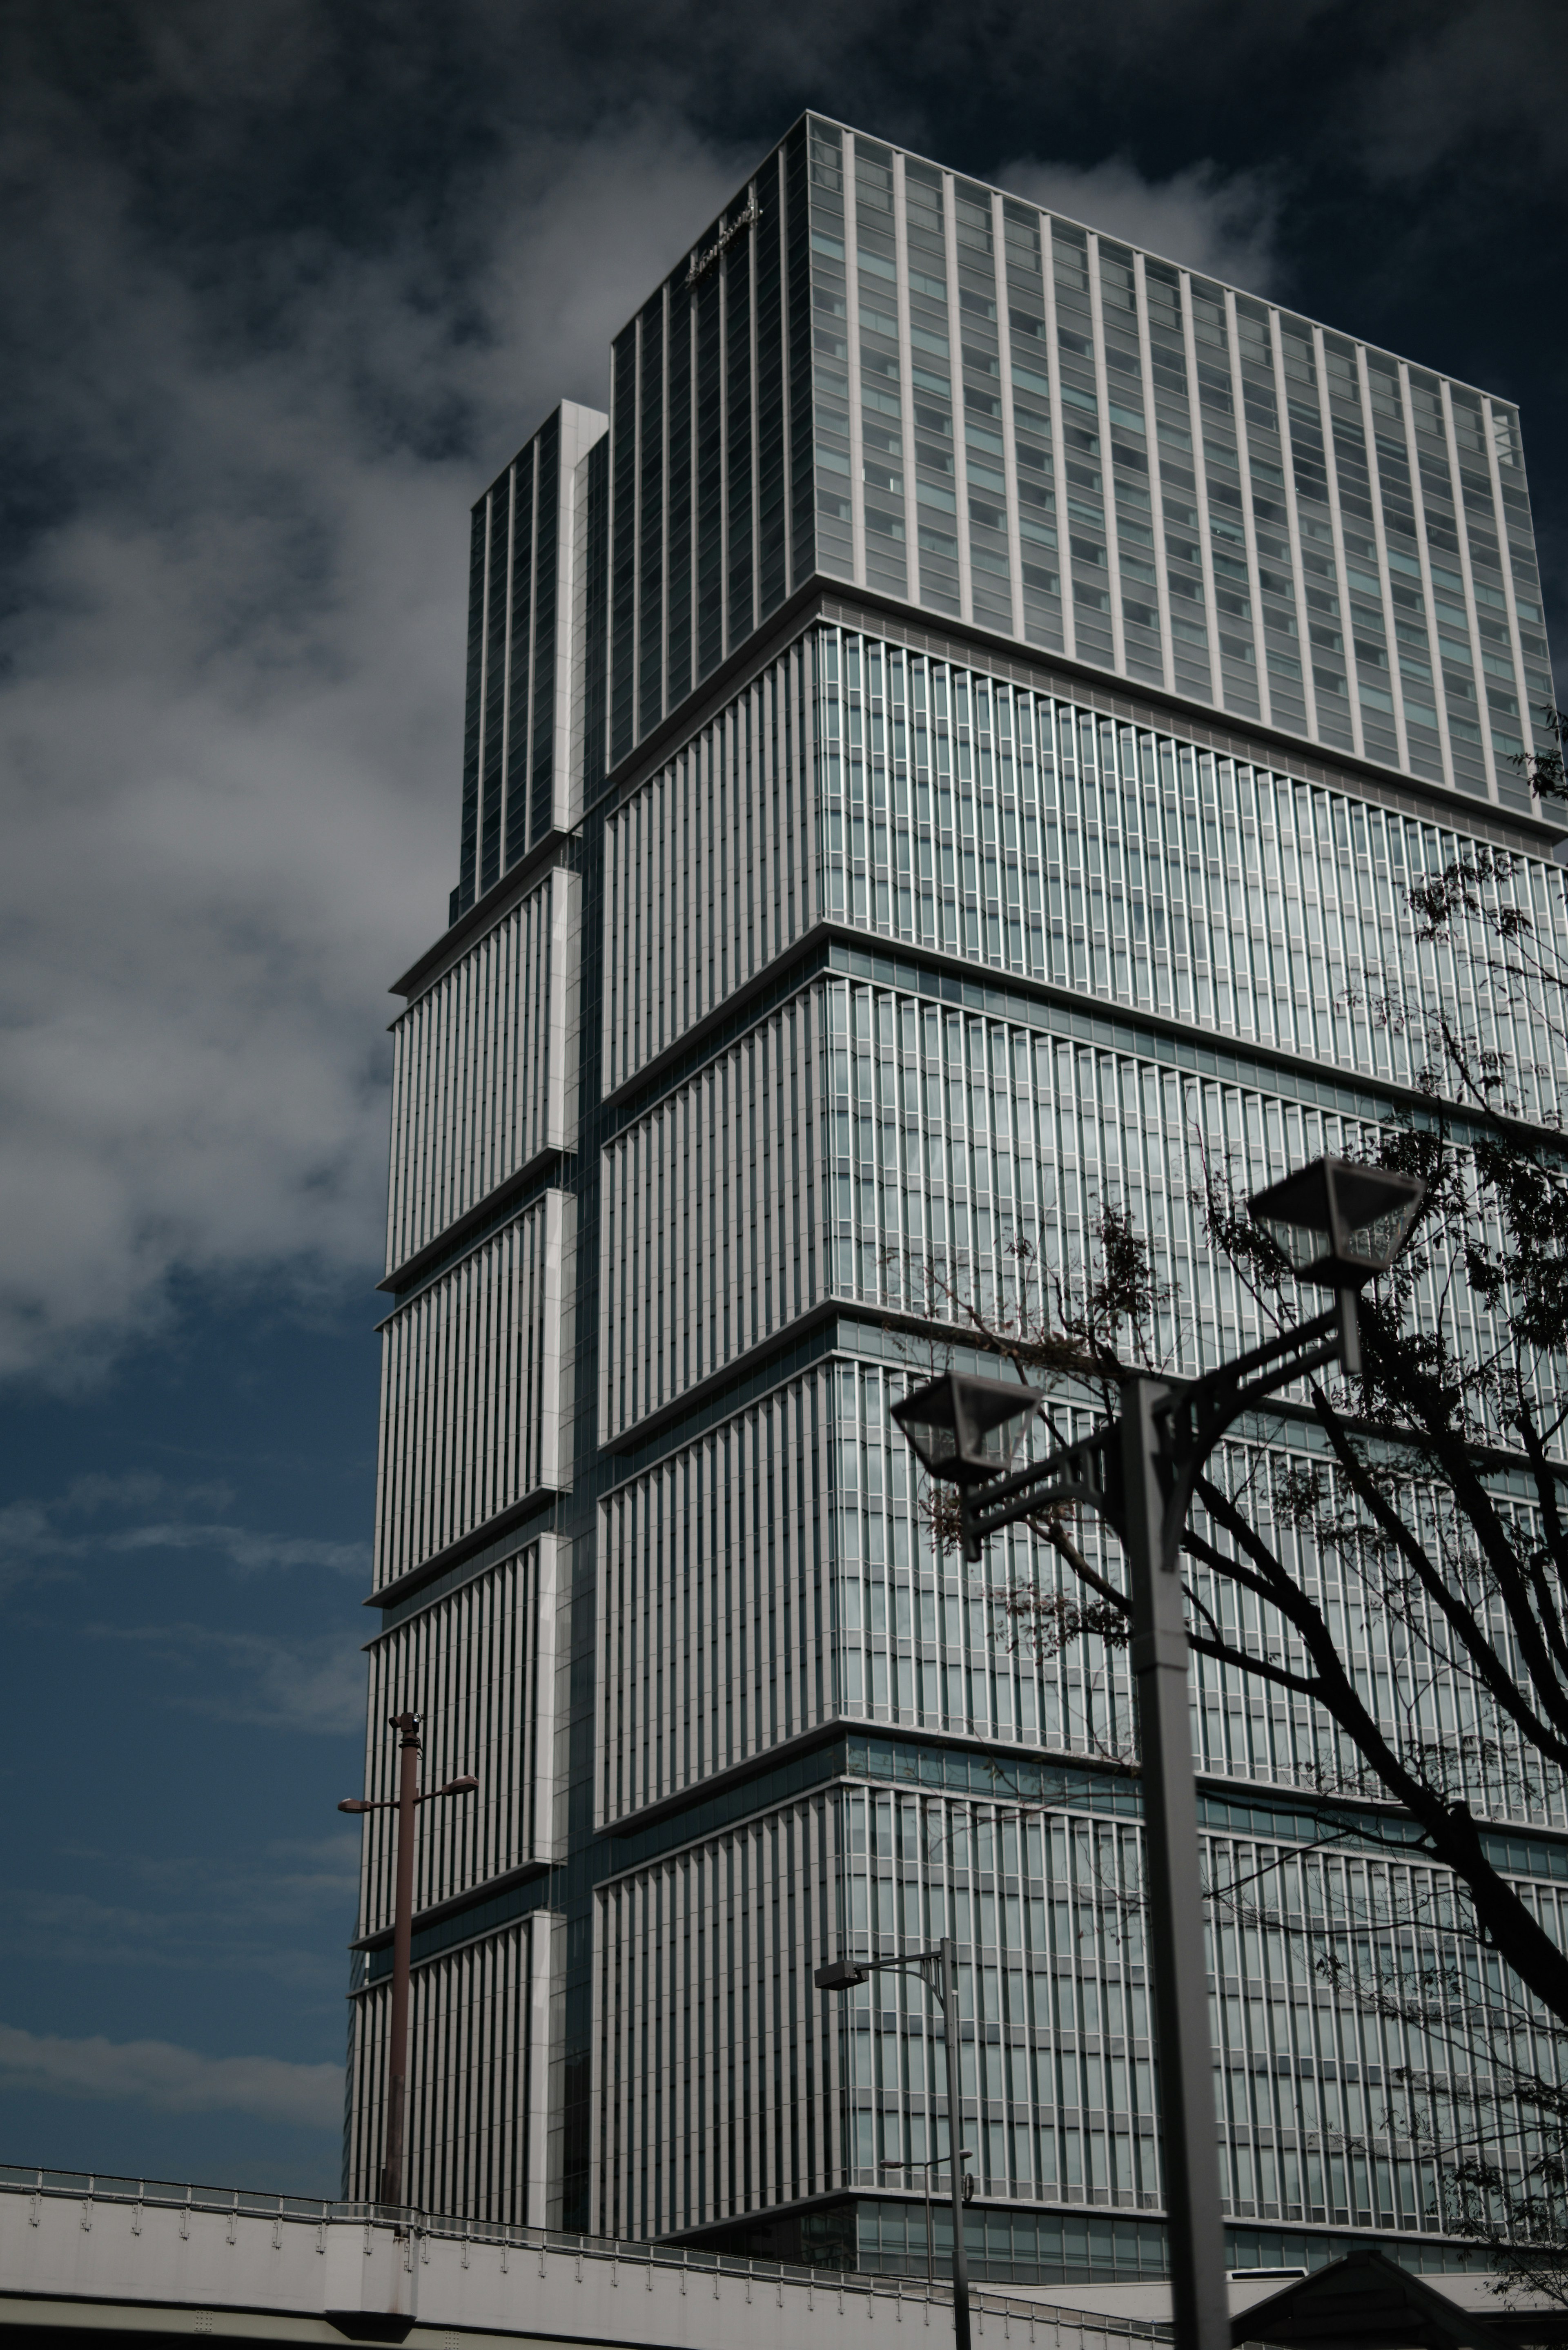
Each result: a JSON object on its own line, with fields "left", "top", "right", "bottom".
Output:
{"left": 337, "top": 1798, "right": 372, "bottom": 1814}
{"left": 892, "top": 1371, "right": 1042, "bottom": 1489}
{"left": 1247, "top": 1155, "right": 1424, "bottom": 1291}
{"left": 814, "top": 1958, "right": 870, "bottom": 1992}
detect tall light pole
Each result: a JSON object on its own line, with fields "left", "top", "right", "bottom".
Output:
{"left": 817, "top": 1942, "right": 975, "bottom": 2350}
{"left": 889, "top": 1157, "right": 1423, "bottom": 2350}
{"left": 879, "top": 2146, "right": 973, "bottom": 2288}
{"left": 340, "top": 1711, "right": 478, "bottom": 2212}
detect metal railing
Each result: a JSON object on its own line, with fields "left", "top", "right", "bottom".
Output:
{"left": 1, "top": 2164, "right": 1172, "bottom": 2343}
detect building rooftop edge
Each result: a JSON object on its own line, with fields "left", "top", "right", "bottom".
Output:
{"left": 466, "top": 394, "right": 609, "bottom": 514}
{"left": 604, "top": 108, "right": 1520, "bottom": 416}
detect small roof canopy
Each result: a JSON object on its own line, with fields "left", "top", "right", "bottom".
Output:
{"left": 1234, "top": 2250, "right": 1542, "bottom": 2350}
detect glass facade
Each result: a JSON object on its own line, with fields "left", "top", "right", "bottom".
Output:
{"left": 451, "top": 401, "right": 608, "bottom": 923}
{"left": 579, "top": 118, "right": 1551, "bottom": 833}
{"left": 349, "top": 116, "right": 1566, "bottom": 2294}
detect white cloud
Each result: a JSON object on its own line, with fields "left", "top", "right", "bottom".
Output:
{"left": 87, "top": 1621, "right": 368, "bottom": 1735}
{"left": 107, "top": 1525, "right": 368, "bottom": 1576}
{"left": 0, "top": 2021, "right": 341, "bottom": 2127}
{"left": 0, "top": 1473, "right": 368, "bottom": 1592}
{"left": 0, "top": 101, "right": 744, "bottom": 1386}
{"left": 994, "top": 154, "right": 1281, "bottom": 295}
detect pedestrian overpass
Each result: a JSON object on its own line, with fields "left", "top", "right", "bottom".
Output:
{"left": 0, "top": 2168, "right": 1163, "bottom": 2350}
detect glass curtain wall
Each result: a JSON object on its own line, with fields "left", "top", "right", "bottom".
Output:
{"left": 575, "top": 116, "right": 1551, "bottom": 839}
{"left": 601, "top": 156, "right": 800, "bottom": 774}
{"left": 373, "top": 101, "right": 1564, "bottom": 2294}
{"left": 452, "top": 402, "right": 608, "bottom": 924}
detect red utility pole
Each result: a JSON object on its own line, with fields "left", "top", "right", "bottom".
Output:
{"left": 340, "top": 1712, "right": 477, "bottom": 2212}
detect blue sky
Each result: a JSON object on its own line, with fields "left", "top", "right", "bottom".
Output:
{"left": 0, "top": 1295, "right": 369, "bottom": 2191}
{"left": 1, "top": 0, "right": 1564, "bottom": 2200}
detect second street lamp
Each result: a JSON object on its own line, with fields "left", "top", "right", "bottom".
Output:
{"left": 815, "top": 1942, "right": 975, "bottom": 2350}
{"left": 339, "top": 1712, "right": 478, "bottom": 2214}
{"left": 879, "top": 2149, "right": 975, "bottom": 2289}
{"left": 891, "top": 1155, "right": 1423, "bottom": 2350}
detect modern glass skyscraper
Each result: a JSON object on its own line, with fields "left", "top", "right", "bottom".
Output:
{"left": 345, "top": 117, "right": 1566, "bottom": 2291}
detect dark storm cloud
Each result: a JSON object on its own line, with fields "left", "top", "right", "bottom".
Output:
{"left": 0, "top": 0, "right": 1561, "bottom": 1380}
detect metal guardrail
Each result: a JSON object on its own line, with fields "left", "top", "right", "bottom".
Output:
{"left": 0, "top": 2164, "right": 1172, "bottom": 2342}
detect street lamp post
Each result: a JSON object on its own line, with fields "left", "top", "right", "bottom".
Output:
{"left": 816, "top": 1942, "right": 975, "bottom": 2350}
{"left": 879, "top": 2147, "right": 973, "bottom": 2288}
{"left": 339, "top": 1711, "right": 478, "bottom": 2212}
{"left": 889, "top": 1157, "right": 1423, "bottom": 2350}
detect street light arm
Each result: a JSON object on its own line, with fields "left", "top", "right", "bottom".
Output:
{"left": 1153, "top": 1305, "right": 1345, "bottom": 1565}
{"left": 862, "top": 1951, "right": 938, "bottom": 1982}
{"left": 815, "top": 1948, "right": 946, "bottom": 1998}
{"left": 963, "top": 1419, "right": 1127, "bottom": 1556}
{"left": 1172, "top": 1300, "right": 1345, "bottom": 1422}
{"left": 339, "top": 1776, "right": 478, "bottom": 1815}
{"left": 962, "top": 1303, "right": 1348, "bottom": 1561}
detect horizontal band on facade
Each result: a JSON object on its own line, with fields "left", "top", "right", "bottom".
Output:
{"left": 843, "top": 2194, "right": 1485, "bottom": 2270}
{"left": 600, "top": 1300, "right": 842, "bottom": 1469}
{"left": 392, "top": 577, "right": 1561, "bottom": 1032}
{"left": 348, "top": 1715, "right": 1568, "bottom": 1993}
{"left": 595, "top": 912, "right": 1432, "bottom": 1155}
{"left": 594, "top": 912, "right": 1556, "bottom": 1200}
{"left": 663, "top": 2176, "right": 1176, "bottom": 2265}
{"left": 377, "top": 1146, "right": 571, "bottom": 1301}
{"left": 390, "top": 831, "right": 581, "bottom": 1007}
{"left": 338, "top": 1730, "right": 1280, "bottom": 1989}
{"left": 364, "top": 1488, "right": 559, "bottom": 1616}
{"left": 597, "top": 934, "right": 834, "bottom": 1135}
{"left": 593, "top": 576, "right": 1561, "bottom": 870}
{"left": 361, "top": 1300, "right": 1562, "bottom": 1614}
{"left": 595, "top": 1720, "right": 1568, "bottom": 1890}
{"left": 352, "top": 1859, "right": 557, "bottom": 1975}
{"left": 816, "top": 929, "right": 1509, "bottom": 1144}
{"left": 813, "top": 588, "right": 1566, "bottom": 855}
{"left": 602, "top": 1294, "right": 1563, "bottom": 1504}
{"left": 597, "top": 1308, "right": 1105, "bottom": 1487}
{"left": 665, "top": 2182, "right": 1472, "bottom": 2286}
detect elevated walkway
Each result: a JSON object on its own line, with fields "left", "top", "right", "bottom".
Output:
{"left": 0, "top": 2169, "right": 1165, "bottom": 2350}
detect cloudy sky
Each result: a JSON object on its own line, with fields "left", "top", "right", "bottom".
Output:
{"left": 1, "top": 0, "right": 1564, "bottom": 2196}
